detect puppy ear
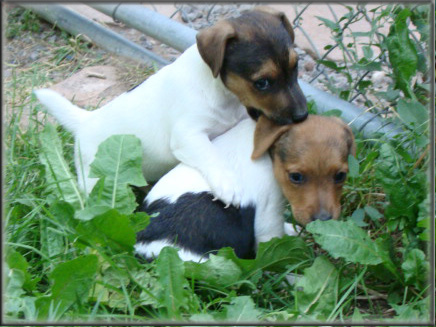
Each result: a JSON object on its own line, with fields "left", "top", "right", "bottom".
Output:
{"left": 252, "top": 115, "right": 290, "bottom": 160}
{"left": 196, "top": 21, "right": 236, "bottom": 78}
{"left": 344, "top": 124, "right": 356, "bottom": 157}
{"left": 254, "top": 6, "right": 295, "bottom": 43}
{"left": 331, "top": 117, "right": 356, "bottom": 157}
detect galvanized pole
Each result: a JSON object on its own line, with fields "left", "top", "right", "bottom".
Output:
{"left": 89, "top": 3, "right": 197, "bottom": 52}
{"left": 21, "top": 3, "right": 169, "bottom": 67}
{"left": 298, "top": 81, "right": 402, "bottom": 138}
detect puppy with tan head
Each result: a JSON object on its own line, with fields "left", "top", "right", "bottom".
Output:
{"left": 135, "top": 115, "right": 355, "bottom": 262}
{"left": 253, "top": 115, "right": 356, "bottom": 226}
{"left": 35, "top": 7, "right": 307, "bottom": 207}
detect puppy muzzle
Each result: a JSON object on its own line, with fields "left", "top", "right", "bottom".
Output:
{"left": 269, "top": 110, "right": 308, "bottom": 125}
{"left": 288, "top": 83, "right": 309, "bottom": 123}
{"left": 268, "top": 87, "right": 308, "bottom": 125}
{"left": 311, "top": 209, "right": 333, "bottom": 222}
{"left": 247, "top": 107, "right": 308, "bottom": 125}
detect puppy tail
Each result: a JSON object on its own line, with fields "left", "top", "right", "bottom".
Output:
{"left": 34, "top": 88, "right": 89, "bottom": 133}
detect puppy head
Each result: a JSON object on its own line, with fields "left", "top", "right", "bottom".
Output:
{"left": 196, "top": 7, "right": 308, "bottom": 125}
{"left": 253, "top": 115, "right": 355, "bottom": 226}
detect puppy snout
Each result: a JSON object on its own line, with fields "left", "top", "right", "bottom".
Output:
{"left": 292, "top": 111, "right": 308, "bottom": 123}
{"left": 269, "top": 84, "right": 308, "bottom": 125}
{"left": 273, "top": 116, "right": 294, "bottom": 125}
{"left": 287, "top": 82, "right": 308, "bottom": 121}
{"left": 272, "top": 110, "right": 307, "bottom": 125}
{"left": 311, "top": 209, "right": 333, "bottom": 222}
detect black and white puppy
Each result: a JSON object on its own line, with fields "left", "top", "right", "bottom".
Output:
{"left": 136, "top": 115, "right": 355, "bottom": 262}
{"left": 136, "top": 118, "right": 284, "bottom": 262}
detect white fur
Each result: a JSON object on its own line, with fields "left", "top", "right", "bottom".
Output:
{"left": 134, "top": 240, "right": 206, "bottom": 263}
{"left": 137, "top": 118, "right": 286, "bottom": 261}
{"left": 284, "top": 222, "right": 300, "bottom": 236}
{"left": 35, "top": 45, "right": 248, "bottom": 203}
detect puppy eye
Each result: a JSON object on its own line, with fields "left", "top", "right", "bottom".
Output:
{"left": 254, "top": 78, "right": 272, "bottom": 91}
{"left": 334, "top": 172, "right": 347, "bottom": 184}
{"left": 289, "top": 172, "right": 305, "bottom": 184}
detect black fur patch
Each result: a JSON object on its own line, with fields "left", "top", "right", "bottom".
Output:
{"left": 137, "top": 192, "right": 256, "bottom": 259}
{"left": 248, "top": 107, "right": 262, "bottom": 121}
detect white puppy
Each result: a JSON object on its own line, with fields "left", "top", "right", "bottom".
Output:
{"left": 34, "top": 44, "right": 246, "bottom": 204}
{"left": 34, "top": 8, "right": 308, "bottom": 205}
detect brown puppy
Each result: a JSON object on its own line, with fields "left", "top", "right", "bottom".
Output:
{"left": 253, "top": 115, "right": 356, "bottom": 225}
{"left": 197, "top": 6, "right": 307, "bottom": 125}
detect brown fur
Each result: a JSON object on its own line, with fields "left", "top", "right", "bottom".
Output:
{"left": 196, "top": 21, "right": 236, "bottom": 78}
{"left": 253, "top": 115, "right": 355, "bottom": 226}
{"left": 224, "top": 72, "right": 298, "bottom": 120}
{"left": 251, "top": 59, "right": 280, "bottom": 81}
{"left": 196, "top": 7, "right": 307, "bottom": 125}
{"left": 289, "top": 49, "right": 298, "bottom": 69}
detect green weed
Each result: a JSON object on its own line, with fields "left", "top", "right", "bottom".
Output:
{"left": 6, "top": 7, "right": 41, "bottom": 39}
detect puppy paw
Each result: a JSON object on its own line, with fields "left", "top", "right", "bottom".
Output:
{"left": 284, "top": 222, "right": 301, "bottom": 236}
{"left": 207, "top": 169, "right": 242, "bottom": 208}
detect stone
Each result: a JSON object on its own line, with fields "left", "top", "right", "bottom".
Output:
{"left": 303, "top": 59, "right": 316, "bottom": 72}
{"left": 49, "top": 65, "right": 130, "bottom": 108}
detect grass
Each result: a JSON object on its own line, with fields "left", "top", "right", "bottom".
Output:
{"left": 3, "top": 4, "right": 433, "bottom": 325}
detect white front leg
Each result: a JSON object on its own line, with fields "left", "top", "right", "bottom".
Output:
{"left": 284, "top": 222, "right": 301, "bottom": 236}
{"left": 170, "top": 120, "right": 242, "bottom": 206}
{"left": 254, "top": 197, "right": 286, "bottom": 248}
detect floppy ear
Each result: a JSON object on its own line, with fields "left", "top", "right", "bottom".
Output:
{"left": 196, "top": 21, "right": 236, "bottom": 78}
{"left": 254, "top": 6, "right": 295, "bottom": 43}
{"left": 344, "top": 124, "right": 356, "bottom": 157}
{"left": 331, "top": 117, "right": 356, "bottom": 157}
{"left": 252, "top": 115, "right": 290, "bottom": 160}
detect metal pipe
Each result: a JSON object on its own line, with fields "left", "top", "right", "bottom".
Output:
{"left": 21, "top": 4, "right": 169, "bottom": 67}
{"left": 89, "top": 3, "right": 197, "bottom": 52}
{"left": 298, "top": 81, "right": 403, "bottom": 138}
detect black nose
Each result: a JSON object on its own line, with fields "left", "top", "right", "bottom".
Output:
{"left": 274, "top": 116, "right": 294, "bottom": 125}
{"left": 312, "top": 210, "right": 332, "bottom": 221}
{"left": 292, "top": 111, "right": 309, "bottom": 123}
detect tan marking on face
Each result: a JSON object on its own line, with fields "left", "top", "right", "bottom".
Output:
{"left": 224, "top": 72, "right": 272, "bottom": 111}
{"left": 289, "top": 49, "right": 298, "bottom": 69}
{"left": 224, "top": 72, "right": 292, "bottom": 119}
{"left": 251, "top": 59, "right": 279, "bottom": 81}
{"left": 271, "top": 115, "right": 354, "bottom": 226}
{"left": 224, "top": 72, "right": 253, "bottom": 106}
